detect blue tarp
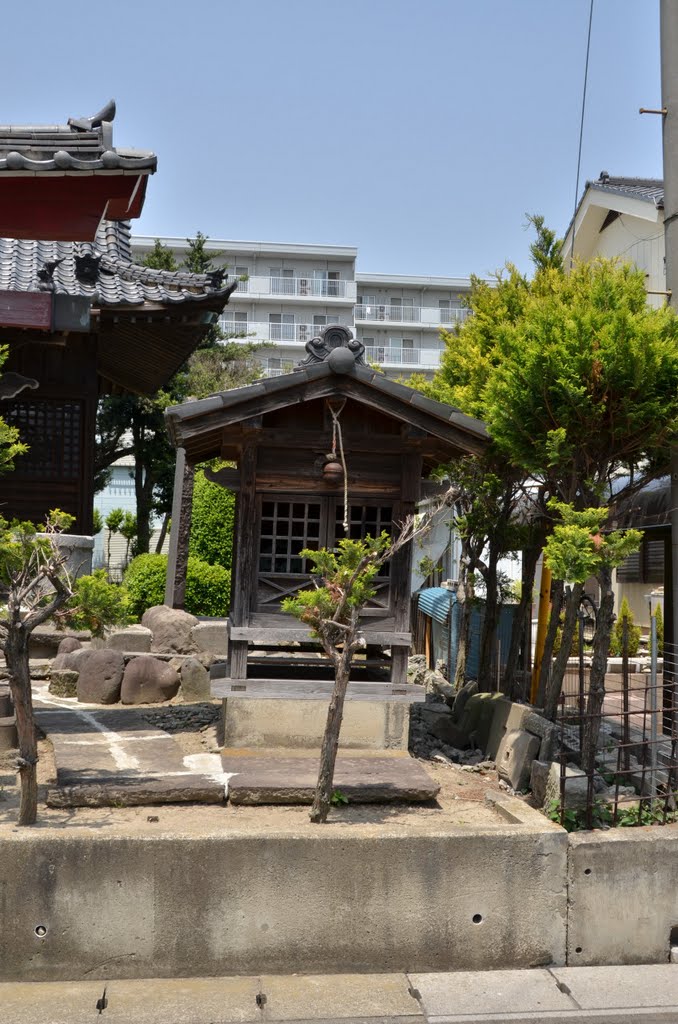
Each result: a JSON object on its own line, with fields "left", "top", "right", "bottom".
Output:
{"left": 418, "top": 588, "right": 517, "bottom": 681}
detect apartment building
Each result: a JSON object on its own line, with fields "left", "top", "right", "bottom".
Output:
{"left": 132, "top": 236, "right": 471, "bottom": 378}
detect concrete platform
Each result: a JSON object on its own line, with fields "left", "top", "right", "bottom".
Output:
{"left": 219, "top": 693, "right": 415, "bottom": 750}
{"left": 0, "top": 967, "right": 676, "bottom": 1024}
{"left": 222, "top": 751, "right": 440, "bottom": 805}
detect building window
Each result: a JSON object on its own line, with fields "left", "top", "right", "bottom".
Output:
{"left": 269, "top": 313, "right": 295, "bottom": 341}
{"left": 224, "top": 311, "right": 248, "bottom": 335}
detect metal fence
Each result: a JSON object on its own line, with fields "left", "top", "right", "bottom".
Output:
{"left": 554, "top": 617, "right": 678, "bottom": 829}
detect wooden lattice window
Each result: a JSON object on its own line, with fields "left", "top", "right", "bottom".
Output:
{"left": 4, "top": 399, "right": 82, "bottom": 479}
{"left": 258, "top": 500, "right": 321, "bottom": 575}
{"left": 335, "top": 503, "right": 393, "bottom": 576}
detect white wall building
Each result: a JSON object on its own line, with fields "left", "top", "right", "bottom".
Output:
{"left": 132, "top": 236, "right": 472, "bottom": 379}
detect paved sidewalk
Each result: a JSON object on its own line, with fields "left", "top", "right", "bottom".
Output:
{"left": 0, "top": 966, "right": 676, "bottom": 1023}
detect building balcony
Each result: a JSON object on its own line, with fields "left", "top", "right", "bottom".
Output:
{"left": 355, "top": 303, "right": 469, "bottom": 328}
{"left": 363, "top": 346, "right": 441, "bottom": 371}
{"left": 219, "top": 320, "right": 348, "bottom": 344}
{"left": 232, "top": 275, "right": 356, "bottom": 303}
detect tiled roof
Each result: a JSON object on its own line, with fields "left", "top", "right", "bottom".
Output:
{"left": 0, "top": 219, "right": 236, "bottom": 308}
{"left": 588, "top": 174, "right": 664, "bottom": 207}
{"left": 0, "top": 100, "right": 156, "bottom": 176}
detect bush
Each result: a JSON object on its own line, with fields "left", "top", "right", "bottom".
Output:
{"left": 124, "top": 553, "right": 167, "bottom": 618}
{"left": 124, "top": 553, "right": 231, "bottom": 618}
{"left": 654, "top": 603, "right": 664, "bottom": 655}
{"left": 189, "top": 466, "right": 235, "bottom": 571}
{"left": 56, "top": 569, "right": 130, "bottom": 637}
{"left": 609, "top": 597, "right": 641, "bottom": 657}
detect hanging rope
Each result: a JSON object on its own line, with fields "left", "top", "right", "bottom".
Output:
{"left": 328, "top": 399, "right": 349, "bottom": 533}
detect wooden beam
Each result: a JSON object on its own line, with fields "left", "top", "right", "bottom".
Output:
{"left": 229, "top": 444, "right": 258, "bottom": 627}
{"left": 164, "top": 448, "right": 195, "bottom": 609}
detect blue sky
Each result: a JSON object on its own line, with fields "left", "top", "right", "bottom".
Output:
{"left": 4, "top": 1, "right": 662, "bottom": 277}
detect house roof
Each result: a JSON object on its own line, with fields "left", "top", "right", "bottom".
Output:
{"left": 0, "top": 219, "right": 235, "bottom": 309}
{"left": 587, "top": 174, "right": 664, "bottom": 208}
{"left": 166, "top": 327, "right": 489, "bottom": 462}
{"left": 0, "top": 100, "right": 156, "bottom": 176}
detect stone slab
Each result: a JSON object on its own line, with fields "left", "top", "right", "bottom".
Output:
{"left": 551, "top": 965, "right": 678, "bottom": 1011}
{"left": 221, "top": 696, "right": 413, "bottom": 750}
{"left": 224, "top": 753, "right": 440, "bottom": 805}
{"left": 46, "top": 774, "right": 225, "bottom": 808}
{"left": 213, "top": 679, "right": 425, "bottom": 701}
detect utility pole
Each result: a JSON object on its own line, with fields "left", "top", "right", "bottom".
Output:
{"left": 661, "top": 0, "right": 678, "bottom": 732}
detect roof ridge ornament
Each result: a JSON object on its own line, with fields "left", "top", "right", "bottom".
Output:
{"left": 68, "top": 99, "right": 116, "bottom": 132}
{"left": 295, "top": 324, "right": 365, "bottom": 373}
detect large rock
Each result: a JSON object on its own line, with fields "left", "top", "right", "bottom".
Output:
{"left": 496, "top": 728, "right": 540, "bottom": 791}
{"left": 57, "top": 637, "right": 82, "bottom": 656}
{"left": 76, "top": 650, "right": 124, "bottom": 704}
{"left": 142, "top": 605, "right": 199, "bottom": 655}
{"left": 121, "top": 657, "right": 181, "bottom": 705}
{"left": 48, "top": 669, "right": 79, "bottom": 698}
{"left": 180, "top": 657, "right": 211, "bottom": 701}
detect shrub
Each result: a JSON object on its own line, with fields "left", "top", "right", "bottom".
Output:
{"left": 189, "top": 466, "right": 235, "bottom": 571}
{"left": 609, "top": 597, "right": 641, "bottom": 657}
{"left": 654, "top": 603, "right": 664, "bottom": 655}
{"left": 124, "top": 553, "right": 230, "bottom": 618}
{"left": 124, "top": 553, "right": 168, "bottom": 618}
{"left": 56, "top": 569, "right": 130, "bottom": 637}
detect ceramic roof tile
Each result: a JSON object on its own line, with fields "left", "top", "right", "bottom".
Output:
{"left": 0, "top": 100, "right": 156, "bottom": 176}
{"left": 0, "top": 219, "right": 235, "bottom": 308}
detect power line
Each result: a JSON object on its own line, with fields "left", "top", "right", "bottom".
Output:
{"left": 570, "top": 0, "right": 595, "bottom": 268}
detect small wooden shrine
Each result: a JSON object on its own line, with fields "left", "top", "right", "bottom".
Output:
{"left": 165, "top": 326, "right": 488, "bottom": 686}
{"left": 0, "top": 102, "right": 235, "bottom": 533}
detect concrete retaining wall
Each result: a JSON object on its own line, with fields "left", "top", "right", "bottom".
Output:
{"left": 0, "top": 825, "right": 567, "bottom": 981}
{"left": 568, "top": 828, "right": 678, "bottom": 966}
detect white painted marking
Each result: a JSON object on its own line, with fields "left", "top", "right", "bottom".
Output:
{"left": 182, "top": 753, "right": 237, "bottom": 797}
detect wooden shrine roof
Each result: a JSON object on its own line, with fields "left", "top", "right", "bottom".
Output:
{"left": 166, "top": 327, "right": 489, "bottom": 463}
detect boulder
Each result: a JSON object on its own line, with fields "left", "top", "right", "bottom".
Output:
{"left": 451, "top": 679, "right": 478, "bottom": 722}
{"left": 76, "top": 650, "right": 124, "bottom": 704}
{"left": 48, "top": 669, "right": 79, "bottom": 698}
{"left": 142, "top": 605, "right": 199, "bottom": 655}
{"left": 496, "top": 728, "right": 540, "bottom": 791}
{"left": 57, "top": 637, "right": 82, "bottom": 656}
{"left": 180, "top": 657, "right": 211, "bottom": 701}
{"left": 121, "top": 657, "right": 180, "bottom": 704}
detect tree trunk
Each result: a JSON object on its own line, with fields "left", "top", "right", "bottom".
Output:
{"left": 582, "top": 564, "right": 614, "bottom": 774}
{"left": 543, "top": 582, "right": 584, "bottom": 721}
{"left": 310, "top": 641, "right": 353, "bottom": 824}
{"left": 454, "top": 561, "right": 474, "bottom": 688}
{"left": 536, "top": 577, "right": 564, "bottom": 707}
{"left": 155, "top": 512, "right": 170, "bottom": 554}
{"left": 477, "top": 548, "right": 499, "bottom": 691}
{"left": 5, "top": 626, "right": 38, "bottom": 825}
{"left": 502, "top": 543, "right": 541, "bottom": 699}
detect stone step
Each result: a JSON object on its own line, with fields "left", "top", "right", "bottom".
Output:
{"left": 0, "top": 714, "right": 18, "bottom": 751}
{"left": 46, "top": 774, "right": 226, "bottom": 809}
{"left": 222, "top": 751, "right": 440, "bottom": 806}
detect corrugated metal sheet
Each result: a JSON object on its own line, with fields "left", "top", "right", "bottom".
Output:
{"left": 418, "top": 587, "right": 456, "bottom": 624}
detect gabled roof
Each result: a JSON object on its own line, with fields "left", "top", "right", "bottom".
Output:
{"left": 587, "top": 174, "right": 664, "bottom": 207}
{"left": 0, "top": 219, "right": 235, "bottom": 309}
{"left": 166, "top": 357, "right": 488, "bottom": 461}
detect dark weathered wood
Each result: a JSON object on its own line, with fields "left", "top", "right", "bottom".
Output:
{"left": 164, "top": 449, "right": 195, "bottom": 610}
{"left": 230, "top": 444, "right": 258, "bottom": 626}
{"left": 389, "top": 454, "right": 422, "bottom": 632}
{"left": 203, "top": 465, "right": 240, "bottom": 491}
{"left": 389, "top": 646, "right": 410, "bottom": 687}
{"left": 229, "top": 626, "right": 412, "bottom": 645}
{"left": 213, "top": 680, "right": 425, "bottom": 701}
{"left": 228, "top": 640, "right": 249, "bottom": 680}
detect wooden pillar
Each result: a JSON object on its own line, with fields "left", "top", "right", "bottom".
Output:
{"left": 228, "top": 443, "right": 258, "bottom": 680}
{"left": 164, "top": 447, "right": 195, "bottom": 609}
{"left": 388, "top": 452, "right": 423, "bottom": 685}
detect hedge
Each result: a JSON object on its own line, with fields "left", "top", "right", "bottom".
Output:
{"left": 124, "top": 553, "right": 231, "bottom": 618}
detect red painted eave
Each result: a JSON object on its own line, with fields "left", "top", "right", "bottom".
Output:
{"left": 0, "top": 173, "right": 151, "bottom": 241}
